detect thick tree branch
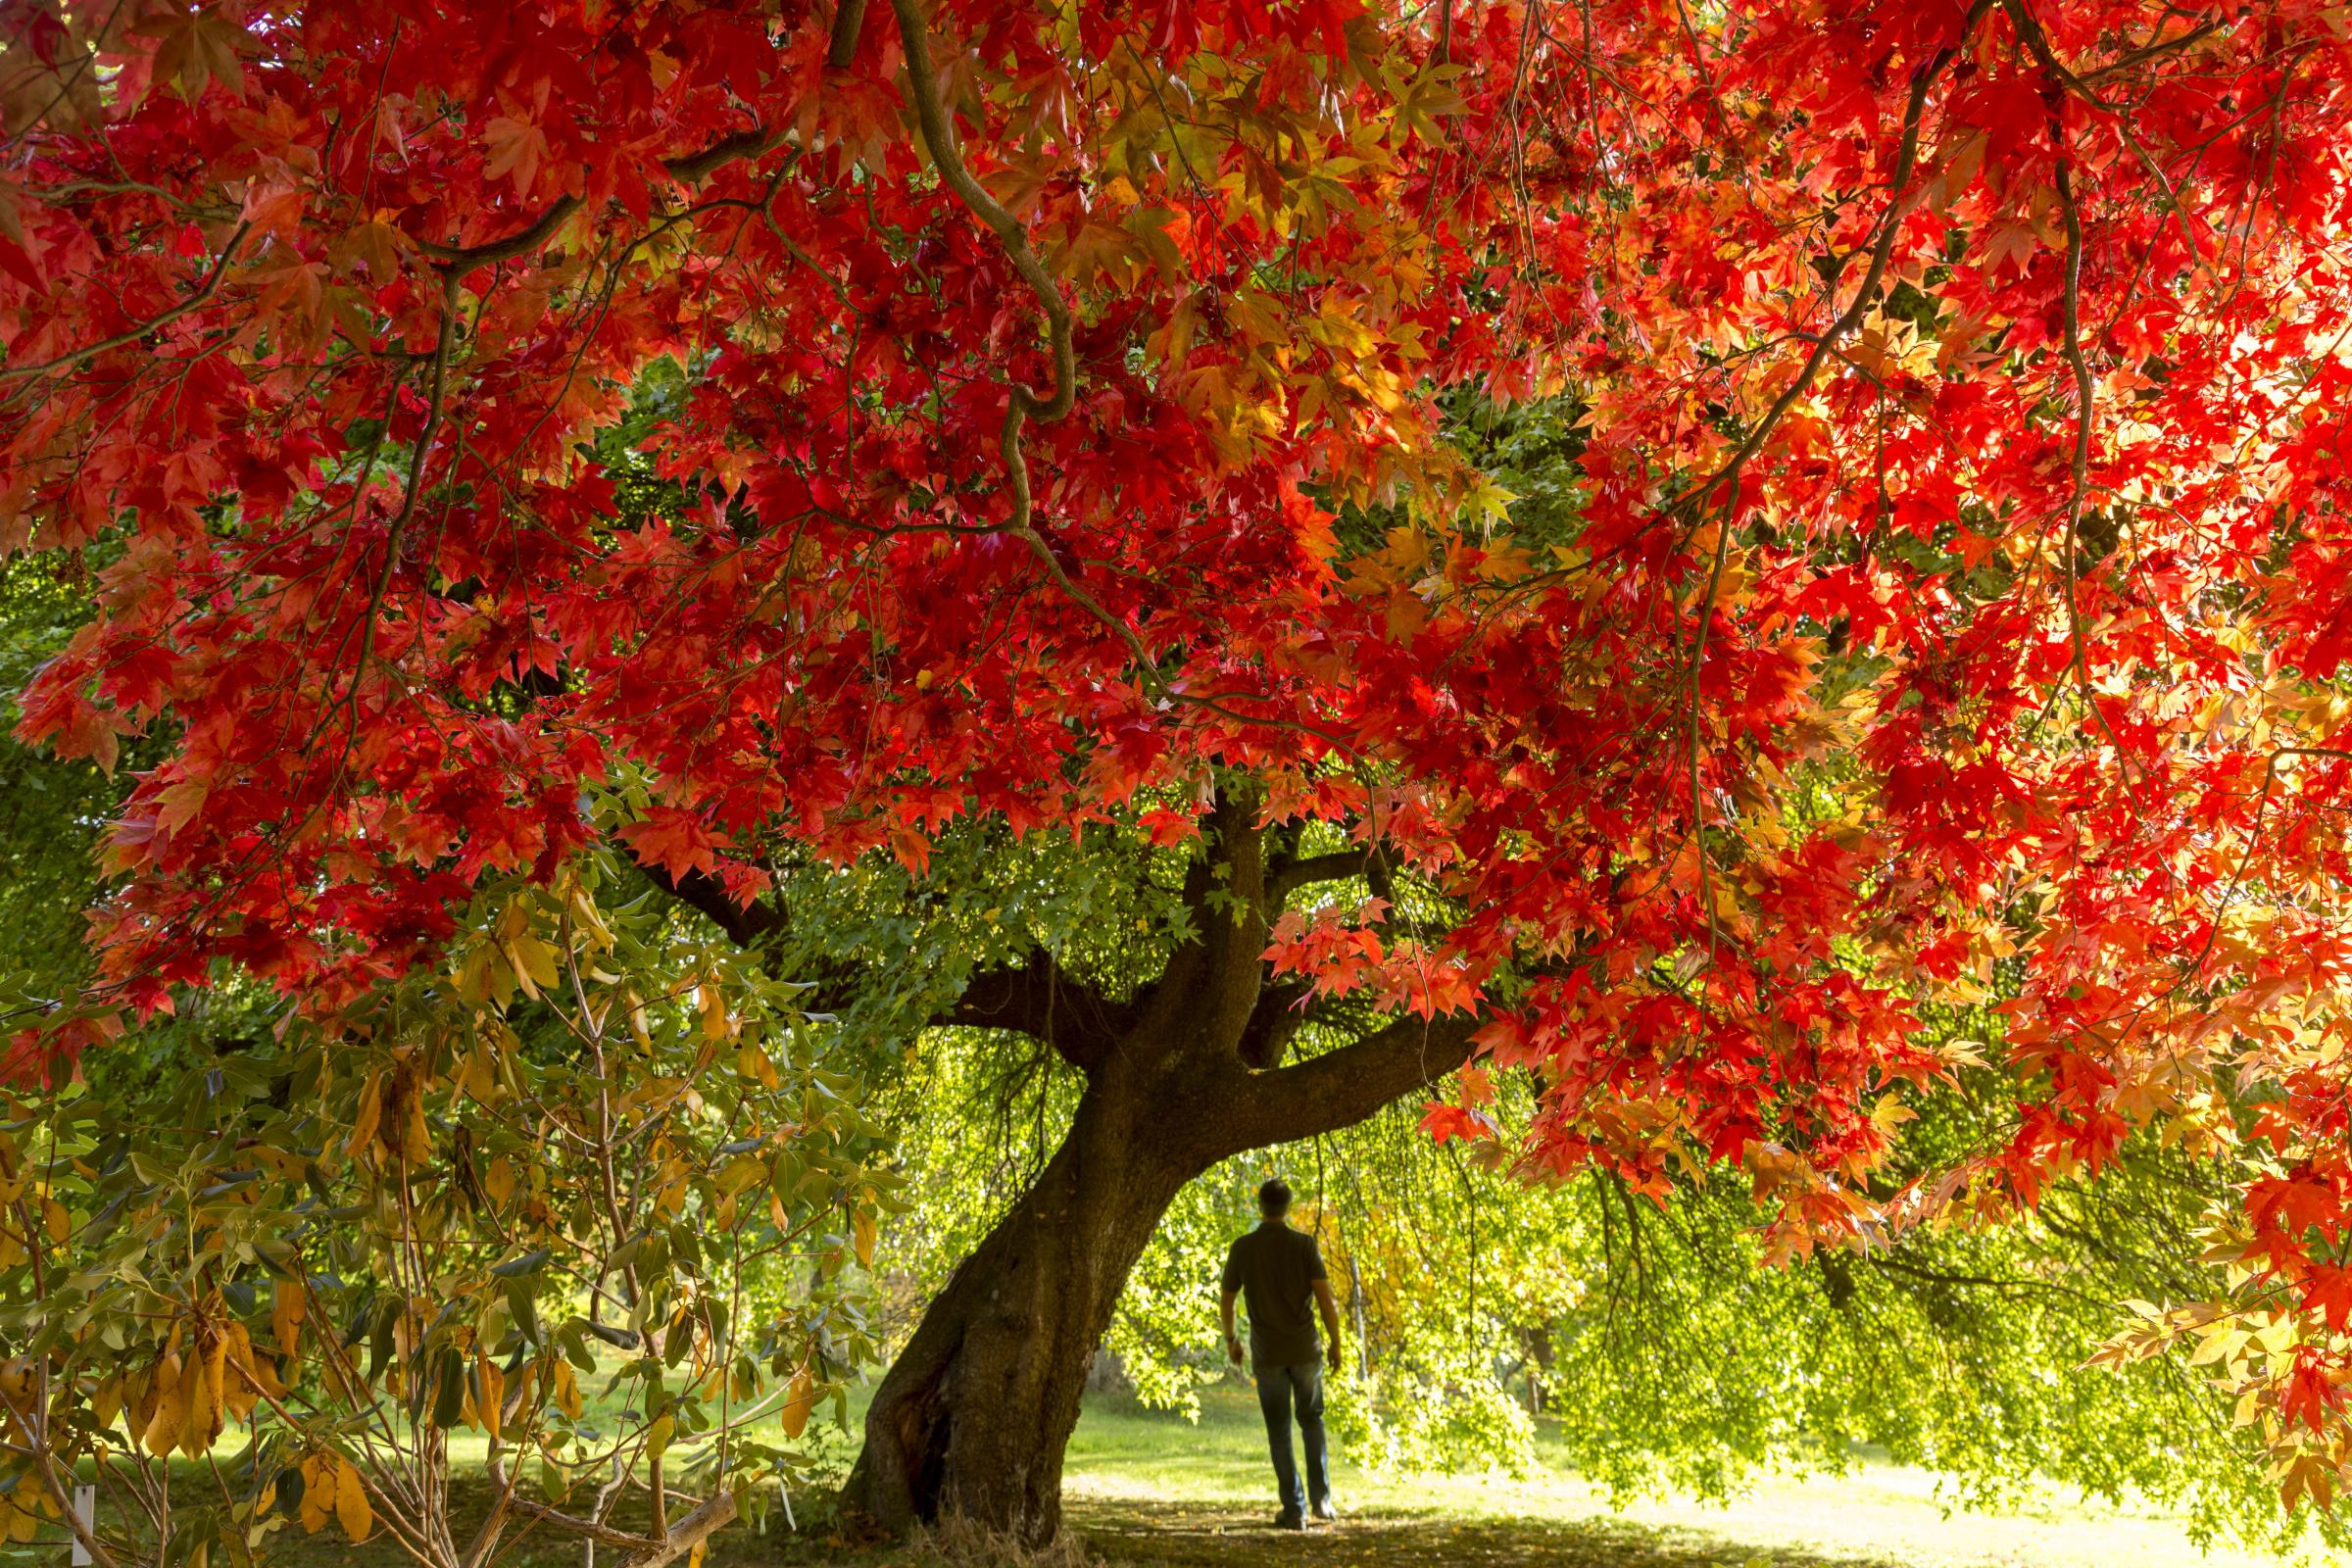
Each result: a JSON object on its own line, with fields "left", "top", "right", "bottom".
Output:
{"left": 1268, "top": 850, "right": 1380, "bottom": 904}
{"left": 639, "top": 864, "right": 788, "bottom": 947}
{"left": 828, "top": 0, "right": 870, "bottom": 67}
{"left": 1223, "top": 1011, "right": 1481, "bottom": 1152}
{"left": 946, "top": 951, "right": 1134, "bottom": 1072}
{"left": 617, "top": 1490, "right": 739, "bottom": 1568}
{"left": 1234, "top": 975, "right": 1313, "bottom": 1071}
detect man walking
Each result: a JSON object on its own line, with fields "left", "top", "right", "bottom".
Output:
{"left": 1221, "top": 1178, "right": 1343, "bottom": 1529}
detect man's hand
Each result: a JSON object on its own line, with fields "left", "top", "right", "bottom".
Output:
{"left": 1312, "top": 1277, "right": 1344, "bottom": 1376}
{"left": 1227, "top": 1333, "right": 1247, "bottom": 1366}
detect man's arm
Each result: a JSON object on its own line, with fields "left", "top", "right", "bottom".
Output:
{"left": 1220, "top": 1288, "right": 1246, "bottom": 1364}
{"left": 1313, "top": 1278, "right": 1343, "bottom": 1373}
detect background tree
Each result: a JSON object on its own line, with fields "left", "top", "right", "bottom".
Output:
{"left": 11, "top": 0, "right": 2352, "bottom": 1551}
{"left": 0, "top": 849, "right": 887, "bottom": 1568}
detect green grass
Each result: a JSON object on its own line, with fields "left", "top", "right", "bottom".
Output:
{"left": 1047, "top": 1384, "right": 2339, "bottom": 1568}
{"left": 67, "top": 1378, "right": 2352, "bottom": 1567}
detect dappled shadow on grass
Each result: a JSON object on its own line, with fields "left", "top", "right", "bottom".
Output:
{"left": 1063, "top": 1495, "right": 1908, "bottom": 1568}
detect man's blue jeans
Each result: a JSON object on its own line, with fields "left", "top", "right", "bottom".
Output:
{"left": 1254, "top": 1361, "right": 1329, "bottom": 1519}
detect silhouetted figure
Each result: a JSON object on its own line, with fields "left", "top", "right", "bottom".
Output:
{"left": 1220, "top": 1178, "right": 1344, "bottom": 1529}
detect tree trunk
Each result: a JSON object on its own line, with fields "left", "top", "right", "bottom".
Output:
{"left": 846, "top": 1064, "right": 1209, "bottom": 1546}
{"left": 838, "top": 790, "right": 1482, "bottom": 1547}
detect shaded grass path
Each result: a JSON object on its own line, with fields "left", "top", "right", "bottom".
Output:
{"left": 1034, "top": 1384, "right": 2314, "bottom": 1568}
{"left": 166, "top": 1382, "right": 2329, "bottom": 1568}
{"left": 1063, "top": 1495, "right": 1888, "bottom": 1568}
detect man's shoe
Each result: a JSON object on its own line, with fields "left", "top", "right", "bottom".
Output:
{"left": 1272, "top": 1512, "right": 1304, "bottom": 1531}
{"left": 1311, "top": 1499, "right": 1339, "bottom": 1522}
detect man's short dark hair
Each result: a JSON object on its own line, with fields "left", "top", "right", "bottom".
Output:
{"left": 1258, "top": 1179, "right": 1293, "bottom": 1217}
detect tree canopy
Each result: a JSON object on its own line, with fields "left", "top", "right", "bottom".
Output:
{"left": 10, "top": 0, "right": 2352, "bottom": 1553}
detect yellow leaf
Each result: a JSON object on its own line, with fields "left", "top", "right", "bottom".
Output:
{"left": 272, "top": 1279, "right": 306, "bottom": 1355}
{"left": 142, "top": 1354, "right": 185, "bottom": 1455}
{"left": 346, "top": 1074, "right": 384, "bottom": 1163}
{"left": 551, "top": 1358, "right": 582, "bottom": 1420}
{"left": 92, "top": 1373, "right": 122, "bottom": 1430}
{"left": 403, "top": 1089, "right": 432, "bottom": 1165}
{"left": 222, "top": 1322, "right": 260, "bottom": 1421}
{"left": 779, "top": 1364, "right": 816, "bottom": 1440}
{"left": 180, "top": 1339, "right": 217, "bottom": 1456}
{"left": 1869, "top": 1096, "right": 1917, "bottom": 1137}
{"left": 476, "top": 1355, "right": 505, "bottom": 1441}
{"left": 505, "top": 930, "right": 560, "bottom": 1001}
{"left": 853, "top": 1209, "right": 877, "bottom": 1271}
{"left": 334, "top": 1460, "right": 372, "bottom": 1542}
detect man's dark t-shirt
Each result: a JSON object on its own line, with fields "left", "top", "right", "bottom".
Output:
{"left": 1222, "top": 1220, "right": 1327, "bottom": 1370}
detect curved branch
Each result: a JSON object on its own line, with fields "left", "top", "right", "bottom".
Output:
{"left": 1223, "top": 1012, "right": 1482, "bottom": 1152}
{"left": 946, "top": 950, "right": 1134, "bottom": 1072}
{"left": 639, "top": 863, "right": 788, "bottom": 947}
{"left": 1678, "top": 31, "right": 1963, "bottom": 967}
{"left": 890, "top": 0, "right": 1173, "bottom": 680}
{"left": 1269, "top": 850, "right": 1381, "bottom": 904}
{"left": 888, "top": 0, "right": 1073, "bottom": 434}
{"left": 416, "top": 124, "right": 782, "bottom": 269}
{"left": 0, "top": 220, "right": 251, "bottom": 384}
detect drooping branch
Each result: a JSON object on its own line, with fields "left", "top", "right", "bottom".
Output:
{"left": 889, "top": 0, "right": 1183, "bottom": 692}
{"left": 0, "top": 221, "right": 251, "bottom": 386}
{"left": 887, "top": 0, "right": 1073, "bottom": 435}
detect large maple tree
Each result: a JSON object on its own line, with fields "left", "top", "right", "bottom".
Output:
{"left": 10, "top": 0, "right": 2352, "bottom": 1547}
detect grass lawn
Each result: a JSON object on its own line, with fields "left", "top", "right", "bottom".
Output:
{"left": 1047, "top": 1383, "right": 2339, "bottom": 1568}
{"left": 82, "top": 1378, "right": 2349, "bottom": 1568}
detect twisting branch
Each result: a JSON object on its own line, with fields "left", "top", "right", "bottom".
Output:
{"left": 2021, "top": 29, "right": 2144, "bottom": 803}
{"left": 416, "top": 125, "right": 781, "bottom": 270}
{"left": 888, "top": 0, "right": 1074, "bottom": 439}
{"left": 890, "top": 1, "right": 1367, "bottom": 754}
{"left": 2004, "top": 0, "right": 2206, "bottom": 266}
{"left": 889, "top": 0, "right": 1157, "bottom": 660}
